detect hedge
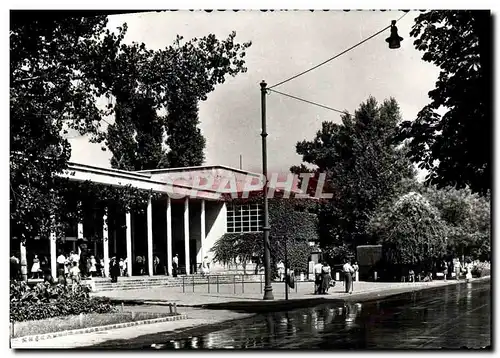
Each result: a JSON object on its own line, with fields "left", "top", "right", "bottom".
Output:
{"left": 10, "top": 280, "right": 116, "bottom": 322}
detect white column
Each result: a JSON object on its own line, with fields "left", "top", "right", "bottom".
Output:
{"left": 147, "top": 196, "right": 154, "bottom": 276}
{"left": 77, "top": 222, "right": 84, "bottom": 239}
{"left": 103, "top": 209, "right": 110, "bottom": 278}
{"left": 166, "top": 196, "right": 172, "bottom": 276}
{"left": 200, "top": 200, "right": 206, "bottom": 262}
{"left": 50, "top": 229, "right": 57, "bottom": 277}
{"left": 20, "top": 239, "right": 27, "bottom": 282}
{"left": 126, "top": 212, "right": 132, "bottom": 277}
{"left": 184, "top": 197, "right": 190, "bottom": 275}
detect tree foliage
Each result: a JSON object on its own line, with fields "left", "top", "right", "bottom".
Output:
{"left": 419, "top": 185, "right": 490, "bottom": 260}
{"left": 10, "top": 13, "right": 252, "bottom": 246}
{"left": 368, "top": 192, "right": 447, "bottom": 266}
{"left": 10, "top": 14, "right": 119, "bottom": 241}
{"left": 399, "top": 10, "right": 491, "bottom": 196}
{"left": 100, "top": 32, "right": 252, "bottom": 170}
{"left": 292, "top": 97, "right": 415, "bottom": 262}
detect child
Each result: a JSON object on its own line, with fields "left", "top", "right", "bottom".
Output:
{"left": 69, "top": 261, "right": 81, "bottom": 291}
{"left": 119, "top": 258, "right": 124, "bottom": 276}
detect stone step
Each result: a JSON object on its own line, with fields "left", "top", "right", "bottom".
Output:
{"left": 92, "top": 274, "right": 264, "bottom": 292}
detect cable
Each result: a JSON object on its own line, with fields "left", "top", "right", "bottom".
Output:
{"left": 268, "top": 88, "right": 348, "bottom": 115}
{"left": 269, "top": 11, "right": 410, "bottom": 90}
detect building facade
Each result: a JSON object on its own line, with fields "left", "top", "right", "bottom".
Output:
{"left": 34, "top": 161, "right": 295, "bottom": 278}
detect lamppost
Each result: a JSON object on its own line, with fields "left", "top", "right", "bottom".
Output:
{"left": 258, "top": 20, "right": 402, "bottom": 300}
{"left": 260, "top": 80, "right": 274, "bottom": 300}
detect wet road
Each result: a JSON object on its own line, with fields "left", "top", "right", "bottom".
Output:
{"left": 93, "top": 280, "right": 491, "bottom": 349}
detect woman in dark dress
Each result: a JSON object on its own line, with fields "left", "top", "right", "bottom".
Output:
{"left": 110, "top": 257, "right": 120, "bottom": 283}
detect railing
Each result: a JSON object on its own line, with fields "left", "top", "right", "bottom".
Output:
{"left": 180, "top": 273, "right": 306, "bottom": 295}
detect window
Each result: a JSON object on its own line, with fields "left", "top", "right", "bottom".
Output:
{"left": 227, "top": 203, "right": 263, "bottom": 233}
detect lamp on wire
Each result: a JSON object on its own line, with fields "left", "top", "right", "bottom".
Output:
{"left": 386, "top": 20, "right": 403, "bottom": 49}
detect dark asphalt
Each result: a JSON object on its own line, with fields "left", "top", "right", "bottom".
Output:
{"left": 89, "top": 280, "right": 491, "bottom": 350}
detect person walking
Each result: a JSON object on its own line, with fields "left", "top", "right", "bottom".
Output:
{"left": 95, "top": 256, "right": 102, "bottom": 277}
{"left": 313, "top": 261, "right": 323, "bottom": 294}
{"left": 119, "top": 258, "right": 125, "bottom": 276}
{"left": 69, "top": 261, "right": 81, "bottom": 291}
{"left": 31, "top": 254, "right": 41, "bottom": 279}
{"left": 64, "top": 254, "right": 71, "bottom": 278}
{"left": 172, "top": 254, "right": 179, "bottom": 277}
{"left": 442, "top": 261, "right": 448, "bottom": 282}
{"left": 57, "top": 268, "right": 66, "bottom": 286}
{"left": 352, "top": 261, "right": 359, "bottom": 282}
{"left": 465, "top": 260, "right": 473, "bottom": 282}
{"left": 89, "top": 255, "right": 97, "bottom": 277}
{"left": 110, "top": 257, "right": 120, "bottom": 283}
{"left": 277, "top": 261, "right": 285, "bottom": 281}
{"left": 343, "top": 259, "right": 354, "bottom": 294}
{"left": 136, "top": 255, "right": 143, "bottom": 275}
{"left": 100, "top": 257, "right": 105, "bottom": 277}
{"left": 123, "top": 257, "right": 128, "bottom": 276}
{"left": 321, "top": 261, "right": 332, "bottom": 294}
{"left": 153, "top": 255, "right": 160, "bottom": 275}
{"left": 454, "top": 258, "right": 462, "bottom": 280}
{"left": 201, "top": 256, "right": 210, "bottom": 276}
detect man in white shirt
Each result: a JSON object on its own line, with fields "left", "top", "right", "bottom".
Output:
{"left": 56, "top": 251, "right": 66, "bottom": 272}
{"left": 313, "top": 262, "right": 323, "bottom": 294}
{"left": 70, "top": 250, "right": 80, "bottom": 264}
{"left": 343, "top": 260, "right": 354, "bottom": 294}
{"left": 172, "top": 254, "right": 179, "bottom": 277}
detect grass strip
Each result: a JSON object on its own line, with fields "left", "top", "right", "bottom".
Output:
{"left": 11, "top": 311, "right": 177, "bottom": 338}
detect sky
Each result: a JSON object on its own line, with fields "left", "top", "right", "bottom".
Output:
{"left": 67, "top": 10, "right": 440, "bottom": 175}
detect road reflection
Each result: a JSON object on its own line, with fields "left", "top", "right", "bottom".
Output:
{"left": 113, "top": 281, "right": 491, "bottom": 350}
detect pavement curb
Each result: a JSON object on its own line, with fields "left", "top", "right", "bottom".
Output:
{"left": 10, "top": 314, "right": 188, "bottom": 345}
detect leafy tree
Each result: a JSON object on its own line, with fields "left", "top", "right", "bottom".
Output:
{"left": 99, "top": 33, "right": 252, "bottom": 170}
{"left": 292, "top": 97, "right": 415, "bottom": 262}
{"left": 368, "top": 192, "right": 447, "bottom": 268}
{"left": 399, "top": 10, "right": 491, "bottom": 196}
{"left": 10, "top": 14, "right": 120, "bottom": 242}
{"left": 419, "top": 186, "right": 490, "bottom": 260}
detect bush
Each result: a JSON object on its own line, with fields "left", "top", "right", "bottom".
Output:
{"left": 10, "top": 280, "right": 116, "bottom": 322}
{"left": 471, "top": 262, "right": 491, "bottom": 278}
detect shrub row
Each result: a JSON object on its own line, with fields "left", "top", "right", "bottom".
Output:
{"left": 471, "top": 262, "right": 491, "bottom": 278}
{"left": 10, "top": 280, "right": 116, "bottom": 322}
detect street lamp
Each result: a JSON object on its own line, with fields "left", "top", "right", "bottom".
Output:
{"left": 260, "top": 80, "right": 274, "bottom": 300}
{"left": 386, "top": 20, "right": 403, "bottom": 49}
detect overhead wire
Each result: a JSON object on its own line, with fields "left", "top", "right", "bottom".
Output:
{"left": 268, "top": 11, "right": 410, "bottom": 90}
{"left": 267, "top": 88, "right": 348, "bottom": 115}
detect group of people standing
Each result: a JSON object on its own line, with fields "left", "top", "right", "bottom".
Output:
{"left": 342, "top": 260, "right": 359, "bottom": 294}
{"left": 313, "top": 261, "right": 332, "bottom": 294}
{"left": 313, "top": 259, "right": 359, "bottom": 295}
{"left": 55, "top": 248, "right": 104, "bottom": 286}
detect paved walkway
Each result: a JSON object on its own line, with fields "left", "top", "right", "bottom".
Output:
{"left": 92, "top": 279, "right": 462, "bottom": 306}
